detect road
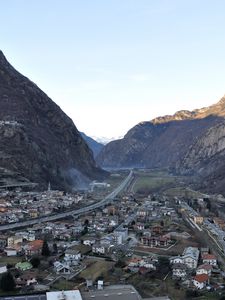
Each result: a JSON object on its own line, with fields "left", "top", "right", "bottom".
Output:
{"left": 0, "top": 170, "right": 134, "bottom": 231}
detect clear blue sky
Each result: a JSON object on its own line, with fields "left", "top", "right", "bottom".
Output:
{"left": 1, "top": 0, "right": 225, "bottom": 138}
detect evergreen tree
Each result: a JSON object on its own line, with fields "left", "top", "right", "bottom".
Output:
{"left": 53, "top": 242, "right": 58, "bottom": 254}
{"left": 41, "top": 239, "right": 50, "bottom": 256}
{"left": 30, "top": 256, "right": 40, "bottom": 268}
{"left": 0, "top": 271, "right": 15, "bottom": 291}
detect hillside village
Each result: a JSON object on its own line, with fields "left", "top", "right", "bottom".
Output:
{"left": 0, "top": 171, "right": 224, "bottom": 299}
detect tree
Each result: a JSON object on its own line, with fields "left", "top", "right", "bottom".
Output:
{"left": 0, "top": 271, "right": 15, "bottom": 291}
{"left": 53, "top": 242, "right": 58, "bottom": 254}
{"left": 206, "top": 200, "right": 211, "bottom": 211}
{"left": 41, "top": 239, "right": 50, "bottom": 256}
{"left": 30, "top": 256, "right": 41, "bottom": 268}
{"left": 84, "top": 219, "right": 89, "bottom": 226}
{"left": 158, "top": 256, "right": 170, "bottom": 268}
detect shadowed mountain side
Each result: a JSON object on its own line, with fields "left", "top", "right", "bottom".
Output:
{"left": 177, "top": 121, "right": 225, "bottom": 194}
{"left": 80, "top": 132, "right": 104, "bottom": 158}
{"left": 0, "top": 50, "right": 107, "bottom": 190}
{"left": 96, "top": 115, "right": 223, "bottom": 169}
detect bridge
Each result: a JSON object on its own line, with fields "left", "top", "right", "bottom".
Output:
{"left": 0, "top": 170, "right": 134, "bottom": 231}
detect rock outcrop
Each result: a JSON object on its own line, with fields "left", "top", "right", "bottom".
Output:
{"left": 178, "top": 121, "right": 225, "bottom": 194}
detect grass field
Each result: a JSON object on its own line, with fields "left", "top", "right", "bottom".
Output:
{"left": 0, "top": 256, "right": 21, "bottom": 265}
{"left": 51, "top": 278, "right": 75, "bottom": 290}
{"left": 164, "top": 186, "right": 207, "bottom": 198}
{"left": 132, "top": 170, "right": 182, "bottom": 194}
{"left": 79, "top": 259, "right": 114, "bottom": 281}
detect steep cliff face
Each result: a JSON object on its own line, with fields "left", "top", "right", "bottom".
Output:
{"left": 178, "top": 121, "right": 225, "bottom": 193}
{"left": 0, "top": 51, "right": 106, "bottom": 190}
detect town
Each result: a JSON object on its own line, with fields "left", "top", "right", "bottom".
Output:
{"left": 0, "top": 170, "right": 225, "bottom": 300}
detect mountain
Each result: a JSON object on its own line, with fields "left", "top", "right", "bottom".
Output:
{"left": 0, "top": 50, "right": 107, "bottom": 191}
{"left": 97, "top": 96, "right": 225, "bottom": 170}
{"left": 91, "top": 136, "right": 121, "bottom": 145}
{"left": 80, "top": 132, "right": 103, "bottom": 157}
{"left": 177, "top": 120, "right": 225, "bottom": 194}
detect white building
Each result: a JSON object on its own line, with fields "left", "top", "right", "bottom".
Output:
{"left": 172, "top": 263, "right": 187, "bottom": 279}
{"left": 196, "top": 264, "right": 212, "bottom": 276}
{"left": 46, "top": 290, "right": 82, "bottom": 300}
{"left": 182, "top": 247, "right": 199, "bottom": 269}
{"left": 202, "top": 254, "right": 217, "bottom": 266}
{"left": 64, "top": 249, "right": 81, "bottom": 265}
{"left": 0, "top": 263, "right": 7, "bottom": 274}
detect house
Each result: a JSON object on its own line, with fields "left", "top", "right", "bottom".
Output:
{"left": 182, "top": 247, "right": 199, "bottom": 269}
{"left": 0, "top": 263, "right": 7, "bottom": 274}
{"left": 0, "top": 235, "right": 8, "bottom": 249}
{"left": 92, "top": 243, "right": 108, "bottom": 255}
{"left": 193, "top": 274, "right": 209, "bottom": 289}
{"left": 24, "top": 240, "right": 43, "bottom": 256}
{"left": 200, "top": 247, "right": 209, "bottom": 256}
{"left": 213, "top": 217, "right": 225, "bottom": 230}
{"left": 113, "top": 233, "right": 123, "bottom": 245}
{"left": 140, "top": 236, "right": 169, "bottom": 247}
{"left": 139, "top": 266, "right": 150, "bottom": 275}
{"left": 127, "top": 257, "right": 142, "bottom": 272}
{"left": 82, "top": 237, "right": 96, "bottom": 246}
{"left": 137, "top": 209, "right": 148, "bottom": 217}
{"left": 194, "top": 216, "right": 204, "bottom": 225}
{"left": 152, "top": 225, "right": 163, "bottom": 235}
{"left": 172, "top": 263, "right": 187, "bottom": 279}
{"left": 140, "top": 258, "right": 156, "bottom": 270}
{"left": 170, "top": 256, "right": 183, "bottom": 265}
{"left": 4, "top": 247, "right": 17, "bottom": 256}
{"left": 196, "top": 264, "right": 213, "bottom": 276}
{"left": 202, "top": 254, "right": 217, "bottom": 266}
{"left": 114, "top": 227, "right": 128, "bottom": 242}
{"left": 16, "top": 272, "right": 37, "bottom": 287}
{"left": 135, "top": 223, "right": 145, "bottom": 231}
{"left": 7, "top": 235, "right": 23, "bottom": 247}
{"left": 53, "top": 261, "right": 72, "bottom": 274}
{"left": 170, "top": 247, "right": 199, "bottom": 270}
{"left": 64, "top": 249, "right": 81, "bottom": 264}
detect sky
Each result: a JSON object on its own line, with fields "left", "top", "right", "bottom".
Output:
{"left": 1, "top": 0, "right": 225, "bottom": 139}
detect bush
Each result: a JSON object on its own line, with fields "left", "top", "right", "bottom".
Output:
{"left": 0, "top": 271, "right": 15, "bottom": 291}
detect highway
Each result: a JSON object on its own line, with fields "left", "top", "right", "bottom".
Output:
{"left": 0, "top": 170, "right": 134, "bottom": 232}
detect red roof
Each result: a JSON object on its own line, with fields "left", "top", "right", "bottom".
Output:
{"left": 197, "top": 264, "right": 213, "bottom": 271}
{"left": 202, "top": 254, "right": 216, "bottom": 260}
{"left": 27, "top": 240, "right": 43, "bottom": 251}
{"left": 194, "top": 274, "right": 209, "bottom": 283}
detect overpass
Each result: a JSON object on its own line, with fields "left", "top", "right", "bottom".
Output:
{"left": 0, "top": 170, "right": 134, "bottom": 231}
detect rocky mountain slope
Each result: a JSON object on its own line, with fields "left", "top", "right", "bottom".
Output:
{"left": 97, "top": 97, "right": 225, "bottom": 169}
{"left": 178, "top": 120, "right": 225, "bottom": 194}
{"left": 80, "top": 132, "right": 103, "bottom": 157}
{"left": 0, "top": 51, "right": 106, "bottom": 191}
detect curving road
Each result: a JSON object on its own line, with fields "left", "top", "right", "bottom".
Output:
{"left": 0, "top": 170, "right": 134, "bottom": 231}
